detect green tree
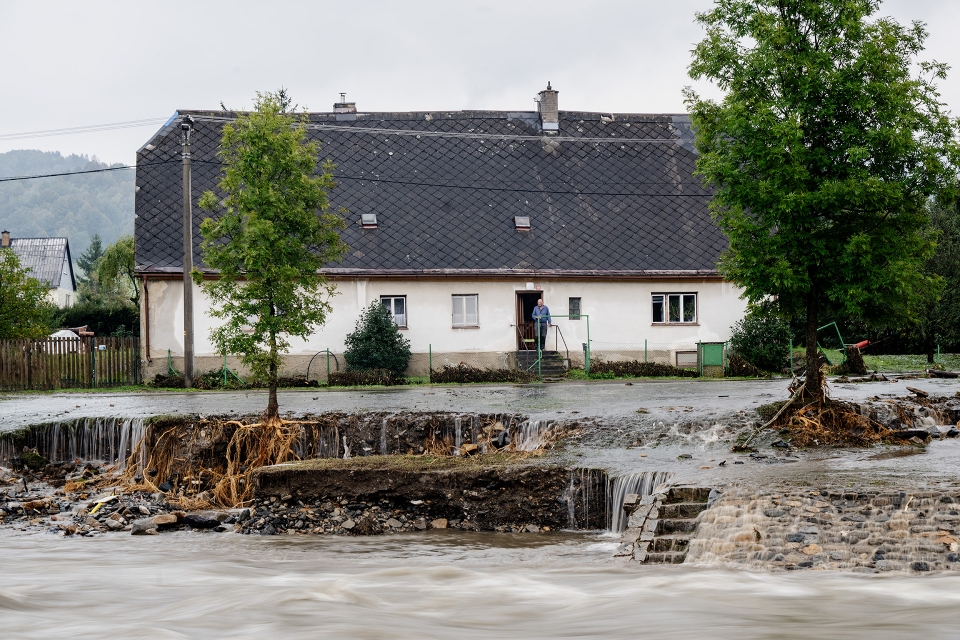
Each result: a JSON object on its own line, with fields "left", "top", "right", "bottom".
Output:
{"left": 76, "top": 234, "right": 103, "bottom": 285}
{"left": 344, "top": 302, "right": 413, "bottom": 377}
{"left": 686, "top": 0, "right": 960, "bottom": 401}
{"left": 0, "top": 249, "right": 53, "bottom": 338}
{"left": 95, "top": 235, "right": 138, "bottom": 307}
{"left": 197, "top": 90, "right": 348, "bottom": 422}
{"left": 911, "top": 205, "right": 960, "bottom": 362}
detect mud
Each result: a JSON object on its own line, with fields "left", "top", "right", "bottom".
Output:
{"left": 245, "top": 462, "right": 608, "bottom": 533}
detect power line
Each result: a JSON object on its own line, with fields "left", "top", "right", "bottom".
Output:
{"left": 0, "top": 158, "right": 711, "bottom": 199}
{"left": 0, "top": 118, "right": 169, "bottom": 142}
{"left": 186, "top": 159, "right": 707, "bottom": 197}
{"left": 189, "top": 114, "right": 690, "bottom": 145}
{"left": 0, "top": 160, "right": 173, "bottom": 183}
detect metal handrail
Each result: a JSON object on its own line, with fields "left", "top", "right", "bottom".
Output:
{"left": 513, "top": 324, "right": 535, "bottom": 351}
{"left": 305, "top": 349, "right": 341, "bottom": 383}
{"left": 554, "top": 325, "right": 570, "bottom": 364}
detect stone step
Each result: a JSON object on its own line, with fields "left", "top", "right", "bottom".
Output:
{"left": 644, "top": 551, "right": 687, "bottom": 565}
{"left": 652, "top": 535, "right": 691, "bottom": 553}
{"left": 659, "top": 503, "right": 710, "bottom": 519}
{"left": 658, "top": 518, "right": 698, "bottom": 535}
{"left": 664, "top": 486, "right": 711, "bottom": 504}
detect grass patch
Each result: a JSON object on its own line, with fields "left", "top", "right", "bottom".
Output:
{"left": 260, "top": 452, "right": 542, "bottom": 473}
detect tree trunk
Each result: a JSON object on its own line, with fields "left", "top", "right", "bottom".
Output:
{"left": 927, "top": 336, "right": 935, "bottom": 364}
{"left": 266, "top": 332, "right": 279, "bottom": 423}
{"left": 805, "top": 285, "right": 822, "bottom": 404}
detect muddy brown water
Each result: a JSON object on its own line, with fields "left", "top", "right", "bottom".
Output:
{"left": 3, "top": 529, "right": 960, "bottom": 638}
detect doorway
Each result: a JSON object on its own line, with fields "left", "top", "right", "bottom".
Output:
{"left": 516, "top": 292, "right": 543, "bottom": 350}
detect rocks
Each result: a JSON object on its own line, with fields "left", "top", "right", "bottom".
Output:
{"left": 131, "top": 518, "right": 159, "bottom": 535}
{"left": 799, "top": 544, "right": 822, "bottom": 555}
{"left": 341, "top": 519, "right": 356, "bottom": 530}
{"left": 430, "top": 518, "right": 448, "bottom": 529}
{"left": 183, "top": 514, "right": 220, "bottom": 529}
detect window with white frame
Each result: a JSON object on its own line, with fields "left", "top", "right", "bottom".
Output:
{"left": 381, "top": 296, "right": 407, "bottom": 328}
{"left": 452, "top": 294, "right": 479, "bottom": 327}
{"left": 652, "top": 293, "right": 697, "bottom": 324}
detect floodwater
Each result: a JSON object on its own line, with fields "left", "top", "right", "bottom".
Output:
{"left": 2, "top": 530, "right": 960, "bottom": 638}
{"left": 8, "top": 375, "right": 957, "bottom": 433}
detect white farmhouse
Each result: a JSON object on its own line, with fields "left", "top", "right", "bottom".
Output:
{"left": 2, "top": 230, "right": 76, "bottom": 308}
{"left": 134, "top": 85, "right": 747, "bottom": 379}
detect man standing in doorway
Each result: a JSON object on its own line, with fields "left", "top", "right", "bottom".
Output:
{"left": 532, "top": 298, "right": 551, "bottom": 351}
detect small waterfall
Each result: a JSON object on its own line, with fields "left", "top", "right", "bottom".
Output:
{"left": 608, "top": 471, "right": 673, "bottom": 533}
{"left": 0, "top": 417, "right": 147, "bottom": 471}
{"left": 560, "top": 469, "right": 608, "bottom": 530}
{"left": 380, "top": 418, "right": 389, "bottom": 455}
{"left": 513, "top": 420, "right": 552, "bottom": 451}
{"left": 454, "top": 417, "right": 462, "bottom": 455}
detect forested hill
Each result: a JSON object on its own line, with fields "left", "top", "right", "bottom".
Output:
{"left": 0, "top": 150, "right": 134, "bottom": 256}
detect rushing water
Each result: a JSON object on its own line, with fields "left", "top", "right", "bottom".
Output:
{"left": 2, "top": 530, "right": 960, "bottom": 638}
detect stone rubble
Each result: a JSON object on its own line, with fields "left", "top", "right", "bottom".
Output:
{"left": 686, "top": 488, "right": 960, "bottom": 573}
{"left": 236, "top": 494, "right": 552, "bottom": 536}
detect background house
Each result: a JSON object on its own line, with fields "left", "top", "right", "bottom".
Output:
{"left": 134, "top": 85, "right": 747, "bottom": 379}
{"left": 1, "top": 230, "right": 76, "bottom": 308}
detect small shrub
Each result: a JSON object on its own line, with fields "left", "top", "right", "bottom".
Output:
{"left": 729, "top": 306, "right": 791, "bottom": 372}
{"left": 328, "top": 369, "right": 406, "bottom": 386}
{"left": 430, "top": 364, "right": 535, "bottom": 384}
{"left": 344, "top": 302, "right": 412, "bottom": 376}
{"left": 589, "top": 360, "right": 699, "bottom": 378}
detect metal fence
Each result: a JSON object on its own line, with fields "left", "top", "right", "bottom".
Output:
{"left": 0, "top": 336, "right": 141, "bottom": 391}
{"left": 588, "top": 340, "right": 728, "bottom": 377}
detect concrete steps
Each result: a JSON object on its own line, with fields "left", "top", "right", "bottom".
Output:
{"left": 641, "top": 487, "right": 711, "bottom": 564}
{"left": 516, "top": 351, "right": 567, "bottom": 378}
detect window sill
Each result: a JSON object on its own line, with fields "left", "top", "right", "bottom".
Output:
{"left": 452, "top": 325, "right": 480, "bottom": 329}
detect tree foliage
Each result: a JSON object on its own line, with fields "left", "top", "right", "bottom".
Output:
{"left": 53, "top": 301, "right": 139, "bottom": 337}
{"left": 729, "top": 304, "right": 791, "bottom": 372}
{"left": 77, "top": 234, "right": 137, "bottom": 308}
{"left": 76, "top": 233, "right": 104, "bottom": 287}
{"left": 0, "top": 249, "right": 54, "bottom": 338}
{"left": 95, "top": 235, "right": 138, "bottom": 307}
{"left": 344, "top": 302, "right": 412, "bottom": 377}
{"left": 907, "top": 204, "right": 960, "bottom": 361}
{"left": 197, "top": 90, "right": 348, "bottom": 420}
{"left": 686, "top": 0, "right": 960, "bottom": 399}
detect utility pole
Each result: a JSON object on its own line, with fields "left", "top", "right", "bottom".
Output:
{"left": 181, "top": 115, "right": 195, "bottom": 387}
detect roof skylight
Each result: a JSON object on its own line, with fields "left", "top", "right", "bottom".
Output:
{"left": 361, "top": 213, "right": 378, "bottom": 228}
{"left": 514, "top": 216, "right": 531, "bottom": 230}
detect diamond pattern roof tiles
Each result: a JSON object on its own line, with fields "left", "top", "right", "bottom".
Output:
{"left": 135, "top": 110, "right": 725, "bottom": 276}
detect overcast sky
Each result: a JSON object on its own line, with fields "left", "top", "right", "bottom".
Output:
{"left": 1, "top": 0, "right": 958, "bottom": 165}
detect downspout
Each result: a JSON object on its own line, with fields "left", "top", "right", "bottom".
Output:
{"left": 141, "top": 275, "right": 152, "bottom": 363}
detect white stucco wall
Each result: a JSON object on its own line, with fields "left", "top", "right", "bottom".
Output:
{"left": 144, "top": 277, "right": 747, "bottom": 366}
{"left": 47, "top": 286, "right": 74, "bottom": 308}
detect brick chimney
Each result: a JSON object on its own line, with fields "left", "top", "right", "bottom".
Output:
{"left": 538, "top": 82, "right": 559, "bottom": 133}
{"left": 334, "top": 93, "right": 357, "bottom": 121}
{"left": 1, "top": 230, "right": 9, "bottom": 248}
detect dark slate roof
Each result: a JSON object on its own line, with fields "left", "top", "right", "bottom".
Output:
{"left": 7, "top": 237, "right": 74, "bottom": 289}
{"left": 135, "top": 108, "right": 724, "bottom": 277}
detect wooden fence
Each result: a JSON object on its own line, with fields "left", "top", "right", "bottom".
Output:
{"left": 0, "top": 337, "right": 140, "bottom": 391}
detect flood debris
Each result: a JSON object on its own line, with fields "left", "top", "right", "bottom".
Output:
{"left": 746, "top": 386, "right": 960, "bottom": 449}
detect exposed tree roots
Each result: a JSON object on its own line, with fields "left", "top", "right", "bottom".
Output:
{"left": 782, "top": 401, "right": 891, "bottom": 447}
